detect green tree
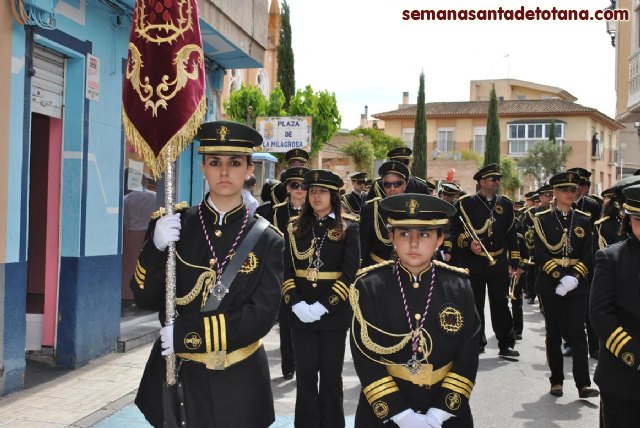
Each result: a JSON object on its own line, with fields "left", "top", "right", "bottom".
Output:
{"left": 459, "top": 149, "right": 483, "bottom": 167}
{"left": 349, "top": 127, "right": 404, "bottom": 160}
{"left": 277, "top": 0, "right": 295, "bottom": 109}
{"left": 266, "top": 84, "right": 287, "bottom": 116}
{"left": 499, "top": 156, "right": 522, "bottom": 199}
{"left": 223, "top": 84, "right": 268, "bottom": 127}
{"left": 548, "top": 119, "right": 556, "bottom": 144}
{"left": 484, "top": 84, "right": 501, "bottom": 166}
{"left": 519, "top": 140, "right": 573, "bottom": 184}
{"left": 289, "top": 85, "right": 341, "bottom": 156}
{"left": 412, "top": 72, "right": 427, "bottom": 179}
{"left": 342, "top": 138, "right": 375, "bottom": 175}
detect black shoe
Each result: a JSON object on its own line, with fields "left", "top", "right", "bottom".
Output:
{"left": 498, "top": 348, "right": 520, "bottom": 360}
{"left": 515, "top": 333, "right": 523, "bottom": 340}
{"left": 578, "top": 387, "right": 599, "bottom": 398}
{"left": 527, "top": 297, "right": 535, "bottom": 304}
{"left": 283, "top": 371, "right": 294, "bottom": 380}
{"left": 562, "top": 346, "right": 573, "bottom": 357}
{"left": 550, "top": 384, "right": 563, "bottom": 397}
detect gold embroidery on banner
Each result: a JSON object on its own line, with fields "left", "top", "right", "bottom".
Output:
{"left": 445, "top": 392, "right": 462, "bottom": 411}
{"left": 134, "top": 0, "right": 195, "bottom": 44}
{"left": 184, "top": 332, "right": 202, "bottom": 350}
{"left": 126, "top": 43, "right": 204, "bottom": 117}
{"left": 239, "top": 252, "right": 259, "bottom": 274}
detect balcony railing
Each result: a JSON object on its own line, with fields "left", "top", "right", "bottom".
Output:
{"left": 628, "top": 50, "right": 640, "bottom": 110}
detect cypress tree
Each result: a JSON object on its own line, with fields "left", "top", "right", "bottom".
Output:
{"left": 484, "top": 84, "right": 501, "bottom": 166}
{"left": 548, "top": 119, "right": 556, "bottom": 144}
{"left": 277, "top": 0, "right": 295, "bottom": 109}
{"left": 412, "top": 71, "right": 427, "bottom": 179}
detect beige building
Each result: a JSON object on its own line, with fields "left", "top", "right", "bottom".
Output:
{"left": 373, "top": 79, "right": 623, "bottom": 195}
{"left": 611, "top": 0, "right": 640, "bottom": 175}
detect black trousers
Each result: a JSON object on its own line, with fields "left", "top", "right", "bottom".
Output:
{"left": 525, "top": 265, "right": 537, "bottom": 300}
{"left": 585, "top": 271, "right": 599, "bottom": 355}
{"left": 510, "top": 274, "right": 524, "bottom": 335}
{"left": 292, "top": 328, "right": 347, "bottom": 428}
{"left": 279, "top": 300, "right": 295, "bottom": 375}
{"left": 538, "top": 292, "right": 591, "bottom": 388}
{"left": 470, "top": 267, "right": 515, "bottom": 350}
{"left": 600, "top": 391, "right": 640, "bottom": 427}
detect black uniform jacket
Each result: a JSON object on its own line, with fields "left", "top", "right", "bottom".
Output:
{"left": 360, "top": 197, "right": 394, "bottom": 267}
{"left": 282, "top": 216, "right": 360, "bottom": 330}
{"left": 573, "top": 195, "right": 601, "bottom": 225}
{"left": 450, "top": 193, "right": 520, "bottom": 274}
{"left": 350, "top": 260, "right": 481, "bottom": 427}
{"left": 272, "top": 200, "right": 302, "bottom": 234}
{"left": 131, "top": 197, "right": 284, "bottom": 428}
{"left": 590, "top": 237, "right": 640, "bottom": 399}
{"left": 342, "top": 191, "right": 366, "bottom": 215}
{"left": 532, "top": 207, "right": 592, "bottom": 296}
{"left": 593, "top": 215, "right": 625, "bottom": 251}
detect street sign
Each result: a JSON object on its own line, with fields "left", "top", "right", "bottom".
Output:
{"left": 256, "top": 116, "right": 312, "bottom": 152}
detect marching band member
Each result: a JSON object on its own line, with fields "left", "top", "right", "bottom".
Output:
{"left": 350, "top": 193, "right": 480, "bottom": 427}
{"left": 282, "top": 169, "right": 360, "bottom": 428}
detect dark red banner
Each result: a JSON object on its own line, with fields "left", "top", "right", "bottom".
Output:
{"left": 122, "top": 0, "right": 206, "bottom": 178}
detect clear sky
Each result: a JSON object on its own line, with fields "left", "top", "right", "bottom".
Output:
{"left": 286, "top": 0, "right": 618, "bottom": 130}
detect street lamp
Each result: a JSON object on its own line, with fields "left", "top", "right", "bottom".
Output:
{"left": 605, "top": 0, "right": 617, "bottom": 47}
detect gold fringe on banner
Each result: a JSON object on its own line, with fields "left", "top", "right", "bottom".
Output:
{"left": 122, "top": 95, "right": 207, "bottom": 179}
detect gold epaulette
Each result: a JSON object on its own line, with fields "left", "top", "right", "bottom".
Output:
{"left": 535, "top": 208, "right": 552, "bottom": 217}
{"left": 355, "top": 260, "right": 394, "bottom": 278}
{"left": 501, "top": 194, "right": 513, "bottom": 202}
{"left": 432, "top": 260, "right": 469, "bottom": 276}
{"left": 365, "top": 196, "right": 382, "bottom": 206}
{"left": 150, "top": 201, "right": 189, "bottom": 220}
{"left": 575, "top": 209, "right": 591, "bottom": 218}
{"left": 343, "top": 213, "right": 360, "bottom": 223}
{"left": 272, "top": 201, "right": 288, "bottom": 209}
{"left": 594, "top": 215, "right": 610, "bottom": 226}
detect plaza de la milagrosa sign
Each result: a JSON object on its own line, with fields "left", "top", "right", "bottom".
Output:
{"left": 256, "top": 116, "right": 312, "bottom": 152}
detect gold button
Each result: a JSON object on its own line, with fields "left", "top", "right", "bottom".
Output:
{"left": 414, "top": 313, "right": 421, "bottom": 320}
{"left": 214, "top": 230, "right": 222, "bottom": 238}
{"left": 413, "top": 282, "right": 419, "bottom": 289}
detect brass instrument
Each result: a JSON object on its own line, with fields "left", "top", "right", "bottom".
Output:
{"left": 508, "top": 273, "right": 518, "bottom": 300}
{"left": 459, "top": 216, "right": 496, "bottom": 266}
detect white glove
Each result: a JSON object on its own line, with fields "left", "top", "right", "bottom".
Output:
{"left": 308, "top": 302, "right": 329, "bottom": 318}
{"left": 424, "top": 408, "right": 454, "bottom": 428}
{"left": 160, "top": 325, "right": 174, "bottom": 356}
{"left": 153, "top": 213, "right": 181, "bottom": 251}
{"left": 559, "top": 275, "right": 578, "bottom": 292}
{"left": 555, "top": 283, "right": 570, "bottom": 296}
{"left": 292, "top": 302, "right": 321, "bottom": 323}
{"left": 391, "top": 409, "right": 429, "bottom": 428}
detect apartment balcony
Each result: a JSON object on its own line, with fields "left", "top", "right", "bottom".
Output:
{"left": 628, "top": 50, "right": 640, "bottom": 112}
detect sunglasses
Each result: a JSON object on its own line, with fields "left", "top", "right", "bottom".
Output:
{"left": 288, "top": 182, "right": 307, "bottom": 191}
{"left": 382, "top": 180, "right": 405, "bottom": 189}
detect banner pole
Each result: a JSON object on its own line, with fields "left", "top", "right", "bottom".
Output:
{"left": 164, "top": 145, "right": 177, "bottom": 385}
